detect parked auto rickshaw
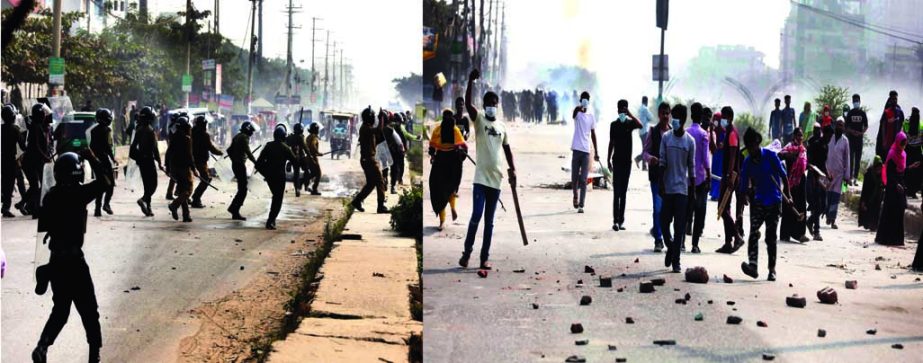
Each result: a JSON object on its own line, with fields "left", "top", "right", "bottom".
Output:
{"left": 328, "top": 112, "right": 355, "bottom": 159}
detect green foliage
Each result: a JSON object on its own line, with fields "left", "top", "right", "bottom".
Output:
{"left": 735, "top": 112, "right": 767, "bottom": 144}
{"left": 390, "top": 186, "right": 423, "bottom": 238}
{"left": 393, "top": 73, "right": 422, "bottom": 110}
{"left": 406, "top": 141, "right": 423, "bottom": 174}
{"left": 813, "top": 84, "right": 851, "bottom": 116}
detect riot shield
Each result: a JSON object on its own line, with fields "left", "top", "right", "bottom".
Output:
{"left": 123, "top": 159, "right": 143, "bottom": 193}
{"left": 376, "top": 141, "right": 393, "bottom": 170}
{"left": 212, "top": 156, "right": 234, "bottom": 183}
{"left": 34, "top": 162, "right": 55, "bottom": 283}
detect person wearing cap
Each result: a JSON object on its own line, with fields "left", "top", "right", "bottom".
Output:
{"left": 165, "top": 115, "right": 198, "bottom": 223}
{"left": 90, "top": 109, "right": 117, "bottom": 217}
{"left": 255, "top": 124, "right": 299, "bottom": 230}
{"left": 824, "top": 117, "right": 851, "bottom": 229}
{"left": 2, "top": 103, "right": 26, "bottom": 217}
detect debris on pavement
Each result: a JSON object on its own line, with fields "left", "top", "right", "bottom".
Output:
{"left": 579, "top": 295, "right": 592, "bottom": 306}
{"left": 892, "top": 344, "right": 904, "bottom": 349}
{"left": 600, "top": 276, "right": 612, "bottom": 287}
{"left": 757, "top": 320, "right": 768, "bottom": 327}
{"left": 866, "top": 328, "right": 877, "bottom": 335}
{"left": 650, "top": 277, "right": 666, "bottom": 286}
{"left": 640, "top": 281, "right": 655, "bottom": 293}
{"left": 685, "top": 266, "right": 709, "bottom": 283}
{"left": 513, "top": 268, "right": 525, "bottom": 273}
{"left": 608, "top": 345, "right": 617, "bottom": 351}
{"left": 653, "top": 340, "right": 676, "bottom": 346}
{"left": 625, "top": 317, "right": 635, "bottom": 324}
{"left": 575, "top": 339, "right": 588, "bottom": 346}
{"left": 532, "top": 303, "right": 539, "bottom": 310}
{"left": 817, "top": 287, "right": 838, "bottom": 304}
{"left": 723, "top": 274, "right": 734, "bottom": 283}
{"left": 726, "top": 315, "right": 742, "bottom": 325}
{"left": 694, "top": 313, "right": 703, "bottom": 321}
{"left": 565, "top": 355, "right": 586, "bottom": 363}
{"left": 584, "top": 265, "right": 595, "bottom": 274}
{"left": 786, "top": 294, "right": 807, "bottom": 308}
{"left": 762, "top": 353, "right": 775, "bottom": 361}
{"left": 570, "top": 323, "right": 584, "bottom": 334}
{"left": 818, "top": 329, "right": 827, "bottom": 337}
{"left": 845, "top": 280, "right": 858, "bottom": 289}
{"left": 477, "top": 270, "right": 489, "bottom": 278}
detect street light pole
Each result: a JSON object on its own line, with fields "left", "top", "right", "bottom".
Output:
{"left": 50, "top": 0, "right": 62, "bottom": 95}
{"left": 657, "top": 27, "right": 664, "bottom": 104}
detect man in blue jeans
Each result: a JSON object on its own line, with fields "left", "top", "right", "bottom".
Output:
{"left": 570, "top": 91, "right": 599, "bottom": 213}
{"left": 643, "top": 102, "right": 673, "bottom": 252}
{"left": 459, "top": 68, "right": 517, "bottom": 270}
{"left": 658, "top": 104, "right": 696, "bottom": 272}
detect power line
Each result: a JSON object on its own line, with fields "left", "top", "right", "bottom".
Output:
{"left": 790, "top": 1, "right": 923, "bottom": 45}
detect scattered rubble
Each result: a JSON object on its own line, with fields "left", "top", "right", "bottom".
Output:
{"left": 640, "top": 281, "right": 655, "bottom": 293}
{"left": 653, "top": 340, "right": 676, "bottom": 346}
{"left": 723, "top": 274, "right": 734, "bottom": 283}
{"left": 570, "top": 323, "right": 584, "bottom": 334}
{"left": 608, "top": 345, "right": 617, "bottom": 351}
{"left": 650, "top": 278, "right": 666, "bottom": 286}
{"left": 726, "top": 316, "right": 742, "bottom": 325}
{"left": 817, "top": 287, "right": 838, "bottom": 304}
{"left": 513, "top": 268, "right": 525, "bottom": 273}
{"left": 477, "top": 270, "right": 489, "bottom": 278}
{"left": 866, "top": 329, "right": 877, "bottom": 335}
{"left": 625, "top": 317, "right": 635, "bottom": 324}
{"left": 757, "top": 321, "right": 768, "bottom": 327}
{"left": 762, "top": 353, "right": 775, "bottom": 361}
{"left": 817, "top": 329, "right": 826, "bottom": 338}
{"left": 579, "top": 295, "right": 592, "bottom": 306}
{"left": 685, "top": 266, "right": 709, "bottom": 283}
{"left": 600, "top": 276, "right": 612, "bottom": 288}
{"left": 584, "top": 265, "right": 595, "bottom": 274}
{"left": 786, "top": 294, "right": 807, "bottom": 308}
{"left": 532, "top": 303, "right": 539, "bottom": 310}
{"left": 575, "top": 339, "right": 588, "bottom": 346}
{"left": 845, "top": 280, "right": 858, "bottom": 289}
{"left": 565, "top": 355, "right": 586, "bottom": 363}
{"left": 892, "top": 344, "right": 904, "bottom": 349}
{"left": 694, "top": 313, "right": 703, "bottom": 321}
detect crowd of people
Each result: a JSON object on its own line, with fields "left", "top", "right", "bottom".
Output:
{"left": 0, "top": 98, "right": 419, "bottom": 362}
{"left": 427, "top": 69, "right": 923, "bottom": 280}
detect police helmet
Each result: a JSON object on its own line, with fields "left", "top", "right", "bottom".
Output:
{"left": 54, "top": 152, "right": 85, "bottom": 185}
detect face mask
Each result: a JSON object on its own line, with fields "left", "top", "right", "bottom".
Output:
{"left": 580, "top": 99, "right": 589, "bottom": 108}
{"left": 484, "top": 106, "right": 497, "bottom": 120}
{"left": 671, "top": 118, "right": 681, "bottom": 130}
{"left": 720, "top": 119, "right": 729, "bottom": 128}
{"left": 618, "top": 113, "right": 627, "bottom": 122}
{"left": 853, "top": 102, "right": 860, "bottom": 109}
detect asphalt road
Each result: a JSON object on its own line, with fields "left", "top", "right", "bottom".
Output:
{"left": 1, "top": 153, "right": 363, "bottom": 362}
{"left": 422, "top": 123, "right": 923, "bottom": 362}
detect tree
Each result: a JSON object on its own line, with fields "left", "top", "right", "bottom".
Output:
{"left": 393, "top": 73, "right": 422, "bottom": 109}
{"left": 813, "top": 84, "right": 850, "bottom": 116}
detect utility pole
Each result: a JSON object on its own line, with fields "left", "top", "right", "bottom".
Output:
{"left": 323, "top": 30, "right": 330, "bottom": 110}
{"left": 339, "top": 49, "right": 344, "bottom": 108}
{"left": 655, "top": 0, "right": 669, "bottom": 104}
{"left": 331, "top": 41, "right": 337, "bottom": 108}
{"left": 284, "top": 0, "right": 301, "bottom": 111}
{"left": 258, "top": 0, "right": 264, "bottom": 68}
{"left": 247, "top": 0, "right": 257, "bottom": 113}
{"left": 214, "top": 0, "right": 219, "bottom": 36}
{"left": 185, "top": 0, "right": 192, "bottom": 108}
{"left": 50, "top": 0, "right": 62, "bottom": 95}
{"left": 311, "top": 17, "right": 323, "bottom": 105}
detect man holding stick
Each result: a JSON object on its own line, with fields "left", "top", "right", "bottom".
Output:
{"left": 459, "top": 68, "right": 518, "bottom": 270}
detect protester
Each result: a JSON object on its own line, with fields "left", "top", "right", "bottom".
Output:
{"left": 303, "top": 123, "right": 323, "bottom": 195}
{"left": 710, "top": 112, "right": 725, "bottom": 201}
{"left": 825, "top": 117, "right": 851, "bottom": 230}
{"left": 820, "top": 105, "right": 833, "bottom": 129}
{"left": 904, "top": 107, "right": 921, "bottom": 199}
{"left": 685, "top": 103, "right": 711, "bottom": 253}
{"left": 876, "top": 90, "right": 905, "bottom": 159}
{"left": 875, "top": 131, "right": 912, "bottom": 246}
{"left": 912, "top": 198, "right": 923, "bottom": 271}
{"left": 857, "top": 156, "right": 883, "bottom": 231}
{"left": 769, "top": 98, "right": 782, "bottom": 141}
{"left": 738, "top": 128, "right": 787, "bottom": 281}
{"left": 845, "top": 94, "right": 868, "bottom": 186}
{"left": 715, "top": 106, "right": 745, "bottom": 253}
{"left": 634, "top": 96, "right": 653, "bottom": 171}
{"left": 806, "top": 124, "right": 831, "bottom": 240}
{"left": 782, "top": 95, "right": 796, "bottom": 144}
{"left": 607, "top": 99, "right": 643, "bottom": 231}
{"left": 570, "top": 91, "right": 600, "bottom": 213}
{"left": 658, "top": 104, "right": 695, "bottom": 272}
{"left": 778, "top": 128, "right": 810, "bottom": 243}
{"left": 429, "top": 109, "right": 467, "bottom": 231}
{"left": 643, "top": 102, "right": 672, "bottom": 252}
{"left": 459, "top": 68, "right": 517, "bottom": 270}
{"left": 799, "top": 102, "right": 815, "bottom": 138}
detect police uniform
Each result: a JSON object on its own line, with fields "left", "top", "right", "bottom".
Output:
{"left": 1, "top": 115, "right": 25, "bottom": 216}
{"left": 350, "top": 121, "right": 386, "bottom": 211}
{"left": 23, "top": 111, "right": 53, "bottom": 216}
{"left": 226, "top": 132, "right": 256, "bottom": 218}
{"left": 165, "top": 129, "right": 195, "bottom": 221}
{"left": 129, "top": 119, "right": 161, "bottom": 216}
{"left": 190, "top": 124, "right": 223, "bottom": 207}
{"left": 255, "top": 139, "right": 297, "bottom": 229}
{"left": 305, "top": 132, "right": 322, "bottom": 194}
{"left": 285, "top": 131, "right": 309, "bottom": 195}
{"left": 89, "top": 123, "right": 115, "bottom": 215}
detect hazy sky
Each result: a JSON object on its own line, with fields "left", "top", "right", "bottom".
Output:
{"left": 155, "top": 0, "right": 421, "bottom": 108}
{"left": 504, "top": 0, "right": 791, "bottom": 108}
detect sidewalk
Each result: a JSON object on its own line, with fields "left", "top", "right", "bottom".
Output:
{"left": 268, "top": 191, "right": 422, "bottom": 362}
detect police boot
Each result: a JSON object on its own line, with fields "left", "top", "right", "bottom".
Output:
{"left": 310, "top": 188, "right": 321, "bottom": 196}
{"left": 102, "top": 204, "right": 113, "bottom": 215}
{"left": 376, "top": 205, "right": 389, "bottom": 214}
{"left": 31, "top": 343, "right": 47, "bottom": 363}
{"left": 2, "top": 209, "right": 14, "bottom": 218}
{"left": 190, "top": 199, "right": 205, "bottom": 209}
{"left": 181, "top": 204, "right": 192, "bottom": 223}
{"left": 295, "top": 188, "right": 301, "bottom": 197}
{"left": 34, "top": 264, "right": 51, "bottom": 295}
{"left": 88, "top": 346, "right": 100, "bottom": 363}
{"left": 168, "top": 203, "right": 179, "bottom": 221}
{"left": 94, "top": 202, "right": 102, "bottom": 217}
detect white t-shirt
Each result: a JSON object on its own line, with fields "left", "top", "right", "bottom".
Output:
{"left": 572, "top": 111, "right": 595, "bottom": 153}
{"left": 472, "top": 115, "right": 509, "bottom": 190}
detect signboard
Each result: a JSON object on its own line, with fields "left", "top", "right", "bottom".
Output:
{"left": 423, "top": 27, "right": 437, "bottom": 61}
{"left": 652, "top": 54, "right": 669, "bottom": 82}
{"left": 274, "top": 95, "right": 302, "bottom": 105}
{"left": 202, "top": 59, "right": 216, "bottom": 70}
{"left": 218, "top": 94, "right": 234, "bottom": 109}
{"left": 49, "top": 57, "right": 65, "bottom": 85}
{"left": 182, "top": 74, "right": 192, "bottom": 92}
{"left": 215, "top": 64, "right": 222, "bottom": 94}
{"left": 656, "top": 0, "right": 669, "bottom": 30}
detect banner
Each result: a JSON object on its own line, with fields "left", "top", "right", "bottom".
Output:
{"left": 48, "top": 57, "right": 65, "bottom": 85}
{"left": 215, "top": 64, "right": 222, "bottom": 94}
{"left": 423, "top": 27, "right": 438, "bottom": 61}
{"left": 219, "top": 94, "right": 234, "bottom": 109}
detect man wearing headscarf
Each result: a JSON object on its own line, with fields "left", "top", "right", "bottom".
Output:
{"left": 824, "top": 117, "right": 851, "bottom": 229}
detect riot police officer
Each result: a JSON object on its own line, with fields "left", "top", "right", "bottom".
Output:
{"left": 190, "top": 115, "right": 223, "bottom": 208}
{"left": 255, "top": 124, "right": 298, "bottom": 229}
{"left": 388, "top": 112, "right": 408, "bottom": 194}
{"left": 165, "top": 115, "right": 198, "bottom": 222}
{"left": 32, "top": 149, "right": 111, "bottom": 363}
{"left": 2, "top": 104, "right": 26, "bottom": 217}
{"left": 286, "top": 122, "right": 309, "bottom": 197}
{"left": 226, "top": 121, "right": 257, "bottom": 220}
{"left": 304, "top": 122, "right": 322, "bottom": 195}
{"left": 350, "top": 107, "right": 388, "bottom": 213}
{"left": 23, "top": 103, "right": 53, "bottom": 218}
{"left": 129, "top": 106, "right": 162, "bottom": 217}
{"left": 90, "top": 108, "right": 116, "bottom": 216}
